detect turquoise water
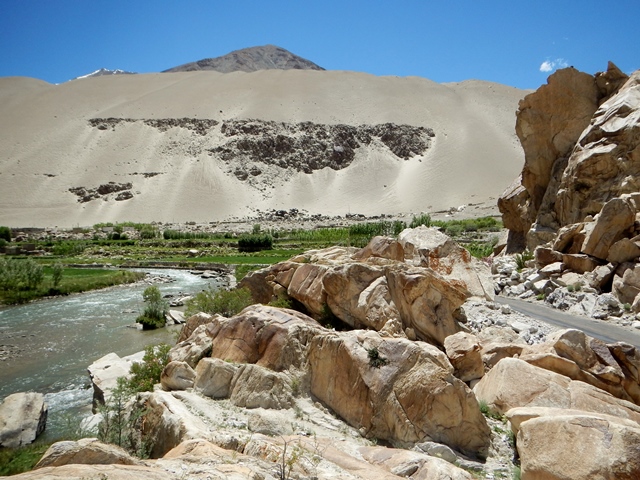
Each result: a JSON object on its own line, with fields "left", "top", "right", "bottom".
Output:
{"left": 0, "top": 269, "right": 225, "bottom": 440}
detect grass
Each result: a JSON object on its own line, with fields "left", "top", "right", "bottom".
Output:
{"left": 0, "top": 268, "right": 145, "bottom": 305}
{"left": 0, "top": 442, "right": 50, "bottom": 476}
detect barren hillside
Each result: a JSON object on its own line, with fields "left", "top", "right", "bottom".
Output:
{"left": 0, "top": 70, "right": 527, "bottom": 227}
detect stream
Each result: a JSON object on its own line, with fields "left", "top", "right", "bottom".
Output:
{"left": 0, "top": 268, "right": 227, "bottom": 441}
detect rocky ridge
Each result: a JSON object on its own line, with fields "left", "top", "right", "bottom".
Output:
{"left": 11, "top": 228, "right": 640, "bottom": 479}
{"left": 498, "top": 63, "right": 640, "bottom": 316}
{"left": 163, "top": 44, "right": 325, "bottom": 73}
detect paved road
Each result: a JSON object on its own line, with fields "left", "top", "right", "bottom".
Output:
{"left": 496, "top": 296, "right": 640, "bottom": 348}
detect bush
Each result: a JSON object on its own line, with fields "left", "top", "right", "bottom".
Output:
{"left": 126, "top": 343, "right": 171, "bottom": 393}
{"left": 238, "top": 233, "right": 273, "bottom": 252}
{"left": 0, "top": 226, "right": 11, "bottom": 242}
{"left": 136, "top": 285, "right": 168, "bottom": 329}
{"left": 409, "top": 214, "right": 431, "bottom": 229}
{"left": 139, "top": 226, "right": 159, "bottom": 239}
{"left": 515, "top": 250, "right": 533, "bottom": 270}
{"left": 185, "top": 286, "right": 253, "bottom": 317}
{"left": 0, "top": 258, "right": 43, "bottom": 291}
{"left": 52, "top": 262, "right": 64, "bottom": 288}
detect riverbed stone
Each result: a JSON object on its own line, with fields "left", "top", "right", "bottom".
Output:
{"left": 0, "top": 392, "right": 48, "bottom": 448}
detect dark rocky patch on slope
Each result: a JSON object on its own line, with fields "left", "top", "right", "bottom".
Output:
{"left": 69, "top": 182, "right": 134, "bottom": 203}
{"left": 89, "top": 118, "right": 219, "bottom": 135}
{"left": 163, "top": 45, "right": 324, "bottom": 73}
{"left": 212, "top": 119, "right": 434, "bottom": 178}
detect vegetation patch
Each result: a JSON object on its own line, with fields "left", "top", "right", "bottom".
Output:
{"left": 185, "top": 286, "right": 253, "bottom": 317}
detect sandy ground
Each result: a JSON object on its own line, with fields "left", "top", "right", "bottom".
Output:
{"left": 0, "top": 70, "right": 528, "bottom": 228}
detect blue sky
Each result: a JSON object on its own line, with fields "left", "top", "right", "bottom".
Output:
{"left": 1, "top": 0, "right": 638, "bottom": 89}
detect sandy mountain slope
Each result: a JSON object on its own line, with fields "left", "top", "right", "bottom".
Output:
{"left": 0, "top": 70, "right": 527, "bottom": 227}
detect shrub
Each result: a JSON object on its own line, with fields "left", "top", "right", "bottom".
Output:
{"left": 52, "top": 262, "right": 64, "bottom": 288}
{"left": 0, "top": 258, "right": 43, "bottom": 291}
{"left": 126, "top": 343, "right": 171, "bottom": 393}
{"left": 0, "top": 226, "right": 11, "bottom": 242}
{"left": 366, "top": 347, "right": 388, "bottom": 368}
{"left": 238, "top": 233, "right": 273, "bottom": 252}
{"left": 409, "top": 214, "right": 431, "bottom": 229}
{"left": 139, "top": 226, "right": 159, "bottom": 239}
{"left": 515, "top": 250, "right": 533, "bottom": 271}
{"left": 136, "top": 285, "right": 168, "bottom": 329}
{"left": 185, "top": 286, "right": 253, "bottom": 317}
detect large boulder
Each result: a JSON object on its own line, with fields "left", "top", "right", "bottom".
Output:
{"left": 87, "top": 351, "right": 143, "bottom": 411}
{"left": 160, "top": 361, "right": 196, "bottom": 391}
{"left": 516, "top": 413, "right": 640, "bottom": 479}
{"left": 474, "top": 357, "right": 640, "bottom": 423}
{"left": 169, "top": 324, "right": 213, "bottom": 368}
{"left": 193, "top": 357, "right": 237, "bottom": 398}
{"left": 176, "top": 312, "right": 221, "bottom": 343}
{"left": 499, "top": 63, "right": 636, "bottom": 253}
{"left": 207, "top": 304, "right": 324, "bottom": 371}
{"left": 444, "top": 332, "right": 484, "bottom": 382}
{"left": 519, "top": 329, "right": 632, "bottom": 401}
{"left": 386, "top": 263, "right": 468, "bottom": 346}
{"left": 228, "top": 363, "right": 294, "bottom": 409}
{"left": 0, "top": 392, "right": 48, "bottom": 448}
{"left": 323, "top": 263, "right": 400, "bottom": 330}
{"left": 397, "top": 226, "right": 494, "bottom": 300}
{"left": 35, "top": 438, "right": 142, "bottom": 467}
{"left": 308, "top": 330, "right": 491, "bottom": 458}
{"left": 580, "top": 196, "right": 636, "bottom": 260}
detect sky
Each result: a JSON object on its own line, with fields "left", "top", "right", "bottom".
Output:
{"left": 0, "top": 0, "right": 638, "bottom": 90}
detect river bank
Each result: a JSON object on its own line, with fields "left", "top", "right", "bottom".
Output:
{"left": 0, "top": 269, "right": 227, "bottom": 441}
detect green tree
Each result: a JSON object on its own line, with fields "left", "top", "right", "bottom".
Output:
{"left": 24, "top": 259, "right": 44, "bottom": 290}
{"left": 0, "top": 226, "right": 11, "bottom": 242}
{"left": 136, "top": 285, "right": 168, "bottom": 329}
{"left": 52, "top": 262, "right": 64, "bottom": 288}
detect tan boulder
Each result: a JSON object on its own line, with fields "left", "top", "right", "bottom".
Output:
{"left": 555, "top": 70, "right": 639, "bottom": 227}
{"left": 608, "top": 237, "right": 640, "bottom": 264}
{"left": 35, "top": 438, "right": 142, "bottom": 467}
{"left": 561, "top": 253, "right": 600, "bottom": 274}
{"left": 444, "top": 332, "right": 484, "bottom": 382}
{"left": 386, "top": 263, "right": 468, "bottom": 346}
{"left": 519, "top": 329, "right": 629, "bottom": 401}
{"left": 581, "top": 197, "right": 636, "bottom": 260}
{"left": 497, "top": 176, "right": 533, "bottom": 243}
{"left": 176, "top": 312, "right": 220, "bottom": 343}
{"left": 398, "top": 226, "right": 494, "bottom": 300}
{"left": 477, "top": 326, "right": 526, "bottom": 370}
{"left": 551, "top": 223, "right": 585, "bottom": 253}
{"left": 287, "top": 263, "right": 330, "bottom": 316}
{"left": 517, "top": 413, "right": 640, "bottom": 479}
{"left": 208, "top": 304, "right": 324, "bottom": 371}
{"left": 160, "top": 361, "right": 196, "bottom": 391}
{"left": 613, "top": 262, "right": 640, "bottom": 305}
{"left": 515, "top": 68, "right": 599, "bottom": 219}
{"left": 474, "top": 357, "right": 640, "bottom": 423}
{"left": 137, "top": 390, "right": 211, "bottom": 458}
{"left": 358, "top": 445, "right": 474, "bottom": 479}
{"left": 169, "top": 324, "right": 213, "bottom": 368}
{"left": 533, "top": 246, "right": 562, "bottom": 268}
{"left": 11, "top": 465, "right": 174, "bottom": 479}
{"left": 308, "top": 330, "right": 490, "bottom": 458}
{"left": 0, "top": 392, "right": 48, "bottom": 448}
{"left": 193, "top": 357, "right": 237, "bottom": 398}
{"left": 323, "top": 262, "right": 400, "bottom": 330}
{"left": 609, "top": 342, "right": 640, "bottom": 404}
{"left": 87, "top": 352, "right": 140, "bottom": 411}
{"left": 585, "top": 263, "right": 616, "bottom": 291}
{"left": 238, "top": 260, "right": 300, "bottom": 304}
{"left": 353, "top": 235, "right": 404, "bottom": 262}
{"left": 229, "top": 363, "right": 294, "bottom": 409}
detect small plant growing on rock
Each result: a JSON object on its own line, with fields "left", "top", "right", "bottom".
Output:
{"left": 366, "top": 346, "right": 388, "bottom": 368}
{"left": 515, "top": 250, "right": 533, "bottom": 271}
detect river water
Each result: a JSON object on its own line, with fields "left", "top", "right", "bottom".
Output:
{"left": 0, "top": 269, "right": 226, "bottom": 441}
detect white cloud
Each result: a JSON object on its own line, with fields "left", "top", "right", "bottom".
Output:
{"left": 540, "top": 61, "right": 554, "bottom": 72}
{"left": 539, "top": 58, "right": 569, "bottom": 73}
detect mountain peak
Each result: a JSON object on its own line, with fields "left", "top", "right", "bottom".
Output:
{"left": 71, "top": 68, "right": 136, "bottom": 81}
{"left": 163, "top": 45, "right": 324, "bottom": 74}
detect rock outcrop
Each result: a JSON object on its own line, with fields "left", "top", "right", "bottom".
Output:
{"left": 499, "top": 62, "right": 639, "bottom": 266}
{"left": 308, "top": 329, "right": 491, "bottom": 458}
{"left": 240, "top": 227, "right": 492, "bottom": 346}
{"left": 0, "top": 392, "right": 48, "bottom": 448}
